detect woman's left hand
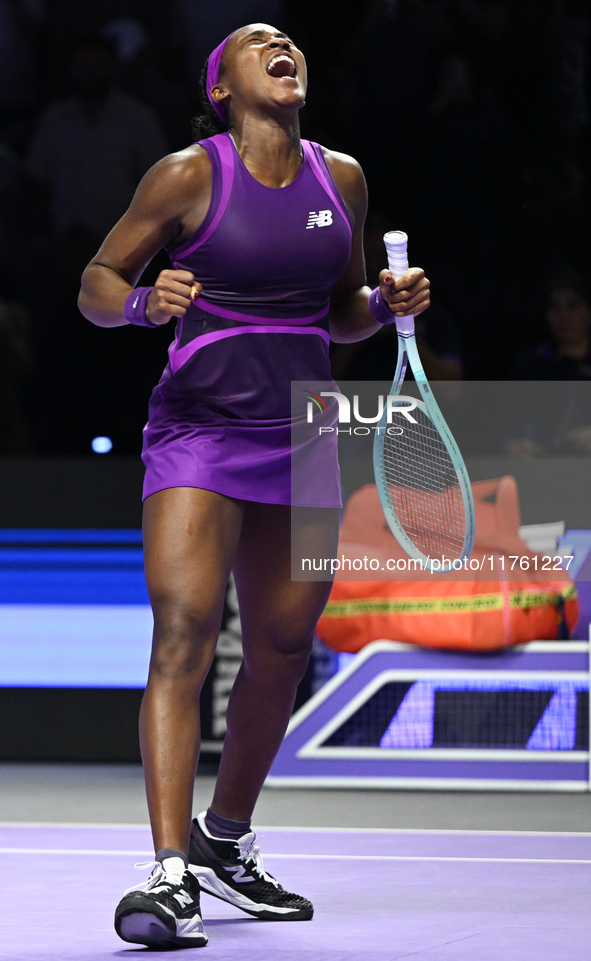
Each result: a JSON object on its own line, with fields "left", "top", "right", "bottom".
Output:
{"left": 378, "top": 267, "right": 431, "bottom": 317}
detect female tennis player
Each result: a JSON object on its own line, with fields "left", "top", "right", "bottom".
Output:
{"left": 79, "top": 23, "right": 430, "bottom": 948}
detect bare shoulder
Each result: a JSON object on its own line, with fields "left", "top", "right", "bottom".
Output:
{"left": 321, "top": 146, "right": 361, "bottom": 167}
{"left": 129, "top": 143, "right": 212, "bottom": 220}
{"left": 321, "top": 147, "right": 364, "bottom": 185}
{"left": 320, "top": 147, "right": 367, "bottom": 224}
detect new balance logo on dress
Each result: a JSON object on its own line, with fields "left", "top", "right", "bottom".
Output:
{"left": 306, "top": 210, "right": 333, "bottom": 228}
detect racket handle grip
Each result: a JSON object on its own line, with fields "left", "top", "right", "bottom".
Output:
{"left": 383, "top": 230, "right": 409, "bottom": 278}
{"left": 383, "top": 230, "right": 414, "bottom": 337}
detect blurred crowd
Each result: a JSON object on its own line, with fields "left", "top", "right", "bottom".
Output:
{"left": 0, "top": 0, "right": 590, "bottom": 455}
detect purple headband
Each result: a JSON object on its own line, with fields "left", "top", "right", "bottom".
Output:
{"left": 207, "top": 35, "right": 232, "bottom": 123}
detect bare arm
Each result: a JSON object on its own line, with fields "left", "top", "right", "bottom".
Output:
{"left": 78, "top": 146, "right": 211, "bottom": 328}
{"left": 325, "top": 149, "right": 430, "bottom": 344}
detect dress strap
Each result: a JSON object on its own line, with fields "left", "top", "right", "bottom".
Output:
{"left": 302, "top": 140, "right": 353, "bottom": 236}
{"left": 170, "top": 132, "right": 236, "bottom": 263}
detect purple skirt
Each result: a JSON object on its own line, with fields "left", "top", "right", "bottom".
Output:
{"left": 141, "top": 304, "right": 342, "bottom": 509}
{"left": 141, "top": 390, "right": 342, "bottom": 509}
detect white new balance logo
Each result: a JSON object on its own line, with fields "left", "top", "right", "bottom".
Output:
{"left": 224, "top": 864, "right": 254, "bottom": 884}
{"left": 173, "top": 890, "right": 194, "bottom": 907}
{"left": 306, "top": 210, "right": 333, "bottom": 229}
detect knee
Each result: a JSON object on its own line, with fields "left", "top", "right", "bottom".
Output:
{"left": 245, "top": 632, "right": 314, "bottom": 685}
{"left": 282, "top": 643, "right": 313, "bottom": 686}
{"left": 149, "top": 606, "right": 219, "bottom": 683}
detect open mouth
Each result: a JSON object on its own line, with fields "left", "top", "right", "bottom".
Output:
{"left": 266, "top": 54, "right": 297, "bottom": 79}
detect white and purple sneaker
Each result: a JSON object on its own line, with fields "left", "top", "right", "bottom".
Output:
{"left": 188, "top": 812, "right": 313, "bottom": 921}
{"left": 115, "top": 858, "right": 207, "bottom": 948}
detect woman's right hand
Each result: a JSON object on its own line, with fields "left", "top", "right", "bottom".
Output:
{"left": 146, "top": 269, "right": 202, "bottom": 325}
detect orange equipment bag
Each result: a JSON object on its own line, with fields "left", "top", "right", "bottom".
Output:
{"left": 316, "top": 478, "right": 578, "bottom": 653}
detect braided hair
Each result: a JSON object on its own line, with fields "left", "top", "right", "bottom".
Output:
{"left": 191, "top": 58, "right": 229, "bottom": 141}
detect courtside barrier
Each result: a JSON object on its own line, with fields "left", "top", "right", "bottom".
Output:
{"left": 267, "top": 639, "right": 590, "bottom": 791}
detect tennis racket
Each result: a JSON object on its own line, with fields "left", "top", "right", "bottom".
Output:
{"left": 372, "top": 231, "right": 475, "bottom": 570}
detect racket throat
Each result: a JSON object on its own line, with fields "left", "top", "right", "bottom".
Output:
{"left": 392, "top": 336, "right": 409, "bottom": 393}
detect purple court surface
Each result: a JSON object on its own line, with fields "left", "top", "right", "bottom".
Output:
{"left": 1, "top": 822, "right": 590, "bottom": 960}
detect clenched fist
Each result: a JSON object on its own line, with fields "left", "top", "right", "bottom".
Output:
{"left": 378, "top": 267, "right": 430, "bottom": 317}
{"left": 146, "top": 269, "right": 202, "bottom": 325}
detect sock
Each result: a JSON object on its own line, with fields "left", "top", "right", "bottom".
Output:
{"left": 155, "top": 848, "right": 188, "bottom": 879}
{"left": 204, "top": 807, "right": 252, "bottom": 841}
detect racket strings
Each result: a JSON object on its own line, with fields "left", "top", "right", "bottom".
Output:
{"left": 382, "top": 407, "right": 466, "bottom": 561}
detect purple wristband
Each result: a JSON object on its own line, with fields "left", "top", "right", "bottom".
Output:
{"left": 124, "top": 286, "right": 158, "bottom": 328}
{"left": 368, "top": 286, "right": 396, "bottom": 326}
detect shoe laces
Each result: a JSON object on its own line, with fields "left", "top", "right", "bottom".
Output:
{"left": 235, "top": 833, "right": 279, "bottom": 888}
{"left": 124, "top": 860, "right": 185, "bottom": 896}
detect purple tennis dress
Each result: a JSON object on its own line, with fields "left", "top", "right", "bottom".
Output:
{"left": 141, "top": 132, "right": 352, "bottom": 507}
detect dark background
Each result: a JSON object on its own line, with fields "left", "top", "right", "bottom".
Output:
{"left": 0, "top": 0, "right": 590, "bottom": 458}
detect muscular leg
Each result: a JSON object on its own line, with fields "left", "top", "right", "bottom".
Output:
{"left": 140, "top": 487, "right": 244, "bottom": 855}
{"left": 211, "top": 503, "right": 339, "bottom": 820}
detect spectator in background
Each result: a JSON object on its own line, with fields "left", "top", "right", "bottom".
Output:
{"left": 26, "top": 37, "right": 168, "bottom": 257}
{"left": 102, "top": 17, "right": 193, "bottom": 151}
{"left": 512, "top": 271, "right": 591, "bottom": 381}
{"left": 43, "top": 0, "right": 166, "bottom": 98}
{"left": 24, "top": 38, "right": 169, "bottom": 455}
{"left": 506, "top": 271, "right": 591, "bottom": 457}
